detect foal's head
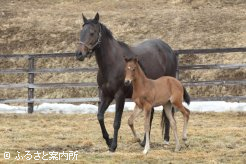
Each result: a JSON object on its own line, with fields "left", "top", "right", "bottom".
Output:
{"left": 76, "top": 13, "right": 101, "bottom": 61}
{"left": 124, "top": 58, "right": 139, "bottom": 86}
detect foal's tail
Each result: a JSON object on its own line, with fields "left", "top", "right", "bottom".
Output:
{"left": 183, "top": 86, "right": 190, "bottom": 105}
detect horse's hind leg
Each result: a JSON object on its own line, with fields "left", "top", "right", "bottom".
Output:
{"left": 163, "top": 102, "right": 181, "bottom": 152}
{"left": 128, "top": 105, "right": 142, "bottom": 142}
{"left": 110, "top": 91, "right": 125, "bottom": 152}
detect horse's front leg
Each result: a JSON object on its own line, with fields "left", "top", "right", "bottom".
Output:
{"left": 97, "top": 94, "right": 114, "bottom": 147}
{"left": 109, "top": 90, "right": 125, "bottom": 152}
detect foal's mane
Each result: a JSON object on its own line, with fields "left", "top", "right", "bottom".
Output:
{"left": 137, "top": 61, "right": 147, "bottom": 75}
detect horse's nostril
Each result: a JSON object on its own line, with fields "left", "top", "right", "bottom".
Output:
{"left": 75, "top": 51, "right": 84, "bottom": 61}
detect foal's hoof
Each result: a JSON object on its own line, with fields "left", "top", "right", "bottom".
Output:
{"left": 133, "top": 137, "right": 141, "bottom": 143}
{"left": 183, "top": 138, "right": 189, "bottom": 147}
{"left": 143, "top": 149, "right": 149, "bottom": 155}
{"left": 140, "top": 140, "right": 145, "bottom": 147}
{"left": 184, "top": 141, "right": 190, "bottom": 148}
{"left": 174, "top": 146, "right": 181, "bottom": 152}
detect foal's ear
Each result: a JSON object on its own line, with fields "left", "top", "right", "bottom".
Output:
{"left": 133, "top": 57, "right": 139, "bottom": 63}
{"left": 82, "top": 13, "right": 88, "bottom": 23}
{"left": 124, "top": 56, "right": 131, "bottom": 62}
{"left": 94, "top": 12, "right": 100, "bottom": 22}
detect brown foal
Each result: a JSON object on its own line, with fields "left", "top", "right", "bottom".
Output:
{"left": 124, "top": 58, "right": 190, "bottom": 154}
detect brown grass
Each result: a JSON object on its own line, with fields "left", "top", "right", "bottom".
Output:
{"left": 0, "top": 112, "right": 245, "bottom": 163}
{"left": 0, "top": 0, "right": 246, "bottom": 98}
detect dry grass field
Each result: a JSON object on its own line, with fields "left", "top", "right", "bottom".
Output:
{"left": 0, "top": 112, "right": 245, "bottom": 163}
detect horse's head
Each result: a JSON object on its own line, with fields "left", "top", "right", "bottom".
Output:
{"left": 124, "top": 57, "right": 138, "bottom": 86}
{"left": 76, "top": 13, "right": 101, "bottom": 61}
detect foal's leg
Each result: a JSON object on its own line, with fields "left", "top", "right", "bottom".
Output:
{"left": 163, "top": 106, "right": 173, "bottom": 145}
{"left": 172, "top": 101, "right": 190, "bottom": 146}
{"left": 128, "top": 105, "right": 142, "bottom": 141}
{"left": 143, "top": 107, "right": 152, "bottom": 155}
{"left": 163, "top": 102, "right": 181, "bottom": 152}
{"left": 140, "top": 108, "right": 154, "bottom": 147}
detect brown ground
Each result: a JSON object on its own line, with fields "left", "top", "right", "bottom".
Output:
{"left": 0, "top": 0, "right": 246, "bottom": 100}
{"left": 0, "top": 112, "right": 245, "bottom": 163}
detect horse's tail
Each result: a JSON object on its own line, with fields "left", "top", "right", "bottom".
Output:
{"left": 183, "top": 86, "right": 190, "bottom": 105}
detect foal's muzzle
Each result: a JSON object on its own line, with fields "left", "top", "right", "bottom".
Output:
{"left": 124, "top": 80, "right": 132, "bottom": 86}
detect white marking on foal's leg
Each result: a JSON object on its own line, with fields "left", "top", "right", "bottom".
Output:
{"left": 143, "top": 132, "right": 150, "bottom": 155}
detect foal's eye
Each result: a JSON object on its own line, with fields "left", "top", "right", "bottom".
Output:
{"left": 90, "top": 32, "right": 94, "bottom": 36}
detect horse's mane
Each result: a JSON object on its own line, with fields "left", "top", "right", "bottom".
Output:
{"left": 100, "top": 23, "right": 130, "bottom": 49}
{"left": 100, "top": 23, "right": 114, "bottom": 39}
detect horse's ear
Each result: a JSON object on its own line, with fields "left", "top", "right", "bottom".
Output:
{"left": 94, "top": 12, "right": 99, "bottom": 22}
{"left": 82, "top": 13, "right": 88, "bottom": 23}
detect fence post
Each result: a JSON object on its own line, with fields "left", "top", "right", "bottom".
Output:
{"left": 28, "top": 56, "right": 35, "bottom": 113}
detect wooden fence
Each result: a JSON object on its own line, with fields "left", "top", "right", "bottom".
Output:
{"left": 0, "top": 47, "right": 246, "bottom": 113}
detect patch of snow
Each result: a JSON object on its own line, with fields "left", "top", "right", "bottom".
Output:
{"left": 0, "top": 101, "right": 245, "bottom": 114}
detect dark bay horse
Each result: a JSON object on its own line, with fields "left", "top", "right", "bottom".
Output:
{"left": 125, "top": 58, "right": 190, "bottom": 154}
{"left": 75, "top": 13, "right": 177, "bottom": 152}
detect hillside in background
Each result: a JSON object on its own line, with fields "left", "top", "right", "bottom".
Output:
{"left": 0, "top": 0, "right": 245, "bottom": 100}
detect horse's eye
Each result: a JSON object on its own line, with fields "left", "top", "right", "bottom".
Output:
{"left": 90, "top": 32, "right": 94, "bottom": 36}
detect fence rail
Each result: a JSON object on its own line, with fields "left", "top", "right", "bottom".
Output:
{"left": 1, "top": 47, "right": 246, "bottom": 113}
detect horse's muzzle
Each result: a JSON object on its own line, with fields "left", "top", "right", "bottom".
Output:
{"left": 75, "top": 51, "right": 85, "bottom": 61}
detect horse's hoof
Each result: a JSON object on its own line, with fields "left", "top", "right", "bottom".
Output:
{"left": 106, "top": 138, "right": 113, "bottom": 147}
{"left": 164, "top": 140, "right": 169, "bottom": 145}
{"left": 108, "top": 148, "right": 116, "bottom": 153}
{"left": 109, "top": 144, "right": 117, "bottom": 152}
